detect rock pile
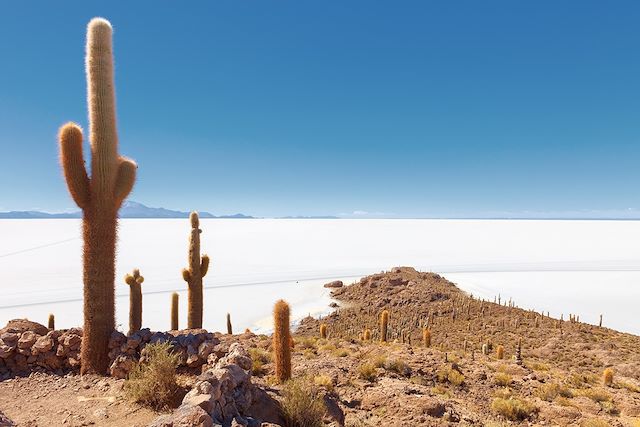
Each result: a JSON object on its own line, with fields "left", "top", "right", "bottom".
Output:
{"left": 0, "top": 319, "right": 226, "bottom": 380}
{"left": 150, "top": 343, "right": 274, "bottom": 427}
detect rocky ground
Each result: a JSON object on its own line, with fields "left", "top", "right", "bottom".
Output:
{"left": 1, "top": 267, "right": 640, "bottom": 426}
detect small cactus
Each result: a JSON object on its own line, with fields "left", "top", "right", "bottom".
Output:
{"left": 603, "top": 368, "right": 614, "bottom": 387}
{"left": 320, "top": 323, "right": 327, "bottom": 339}
{"left": 423, "top": 328, "right": 431, "bottom": 347}
{"left": 363, "top": 329, "right": 371, "bottom": 341}
{"left": 226, "top": 313, "right": 233, "bottom": 335}
{"left": 48, "top": 313, "right": 55, "bottom": 330}
{"left": 273, "top": 299, "right": 292, "bottom": 383}
{"left": 496, "top": 345, "right": 504, "bottom": 359}
{"left": 182, "top": 212, "right": 210, "bottom": 329}
{"left": 170, "top": 292, "right": 179, "bottom": 330}
{"left": 380, "top": 310, "right": 389, "bottom": 343}
{"left": 124, "top": 269, "right": 144, "bottom": 334}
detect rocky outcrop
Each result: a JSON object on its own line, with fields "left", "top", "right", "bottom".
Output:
{"left": 151, "top": 343, "right": 280, "bottom": 427}
{"left": 0, "top": 320, "right": 223, "bottom": 379}
{"left": 0, "top": 410, "right": 15, "bottom": 426}
{"left": 324, "top": 280, "right": 343, "bottom": 288}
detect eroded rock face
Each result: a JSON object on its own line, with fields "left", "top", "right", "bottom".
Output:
{"left": 0, "top": 410, "right": 16, "bottom": 426}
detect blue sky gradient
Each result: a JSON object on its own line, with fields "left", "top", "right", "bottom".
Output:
{"left": 1, "top": 1, "right": 639, "bottom": 217}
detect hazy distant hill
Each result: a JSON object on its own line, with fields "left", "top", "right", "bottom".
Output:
{"left": 0, "top": 201, "right": 253, "bottom": 219}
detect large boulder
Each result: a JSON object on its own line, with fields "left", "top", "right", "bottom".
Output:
{"left": 0, "top": 319, "right": 48, "bottom": 336}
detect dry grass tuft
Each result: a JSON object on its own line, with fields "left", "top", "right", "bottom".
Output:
{"left": 491, "top": 397, "right": 537, "bottom": 421}
{"left": 124, "top": 342, "right": 180, "bottom": 410}
{"left": 494, "top": 372, "right": 512, "bottom": 387}
{"left": 280, "top": 377, "right": 326, "bottom": 427}
{"left": 358, "top": 363, "right": 378, "bottom": 382}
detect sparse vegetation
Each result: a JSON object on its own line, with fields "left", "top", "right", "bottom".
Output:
{"left": 603, "top": 368, "right": 614, "bottom": 387}
{"left": 491, "top": 397, "right": 537, "bottom": 421}
{"left": 494, "top": 372, "right": 512, "bottom": 387}
{"left": 437, "top": 365, "right": 465, "bottom": 386}
{"left": 358, "top": 363, "right": 378, "bottom": 382}
{"left": 124, "top": 342, "right": 180, "bottom": 410}
{"left": 249, "top": 347, "right": 271, "bottom": 377}
{"left": 280, "top": 377, "right": 326, "bottom": 427}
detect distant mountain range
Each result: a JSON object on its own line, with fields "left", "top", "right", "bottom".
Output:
{"left": 0, "top": 201, "right": 254, "bottom": 219}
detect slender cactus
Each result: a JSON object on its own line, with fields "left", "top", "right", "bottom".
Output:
{"left": 226, "top": 313, "right": 233, "bottom": 335}
{"left": 181, "top": 212, "right": 210, "bottom": 328}
{"left": 58, "top": 18, "right": 137, "bottom": 374}
{"left": 125, "top": 269, "right": 144, "bottom": 334}
{"left": 496, "top": 345, "right": 505, "bottom": 360}
{"left": 423, "top": 327, "right": 431, "bottom": 347}
{"left": 320, "top": 323, "right": 327, "bottom": 339}
{"left": 273, "top": 299, "right": 291, "bottom": 383}
{"left": 48, "top": 314, "right": 55, "bottom": 330}
{"left": 380, "top": 310, "right": 389, "bottom": 342}
{"left": 171, "top": 292, "right": 179, "bottom": 330}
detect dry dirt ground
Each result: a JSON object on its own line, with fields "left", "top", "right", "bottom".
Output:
{"left": 0, "top": 372, "right": 157, "bottom": 426}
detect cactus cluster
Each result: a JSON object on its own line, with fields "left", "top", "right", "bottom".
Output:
{"left": 59, "top": 17, "right": 137, "bottom": 374}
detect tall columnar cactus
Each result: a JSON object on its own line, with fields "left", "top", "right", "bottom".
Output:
{"left": 125, "top": 269, "right": 144, "bottom": 334}
{"left": 380, "top": 310, "right": 389, "bottom": 343}
{"left": 273, "top": 299, "right": 291, "bottom": 383}
{"left": 181, "top": 212, "right": 210, "bottom": 329}
{"left": 496, "top": 345, "right": 505, "bottom": 360}
{"left": 320, "top": 323, "right": 327, "bottom": 339}
{"left": 226, "top": 313, "right": 233, "bottom": 335}
{"left": 423, "top": 327, "right": 431, "bottom": 347}
{"left": 58, "top": 18, "right": 137, "bottom": 374}
{"left": 48, "top": 314, "right": 55, "bottom": 330}
{"left": 171, "top": 292, "right": 179, "bottom": 330}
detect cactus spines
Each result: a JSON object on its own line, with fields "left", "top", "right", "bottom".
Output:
{"left": 603, "top": 367, "right": 614, "bottom": 387}
{"left": 423, "top": 328, "right": 431, "bottom": 347}
{"left": 380, "top": 310, "right": 389, "bottom": 343}
{"left": 58, "top": 18, "right": 137, "bottom": 375}
{"left": 320, "top": 323, "right": 328, "bottom": 339}
{"left": 125, "top": 269, "right": 144, "bottom": 334}
{"left": 171, "top": 292, "right": 179, "bottom": 330}
{"left": 48, "top": 314, "right": 55, "bottom": 330}
{"left": 273, "top": 299, "right": 292, "bottom": 383}
{"left": 182, "top": 212, "right": 210, "bottom": 328}
{"left": 496, "top": 345, "right": 505, "bottom": 360}
{"left": 226, "top": 313, "right": 233, "bottom": 335}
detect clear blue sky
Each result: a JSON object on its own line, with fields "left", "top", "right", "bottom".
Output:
{"left": 1, "top": 1, "right": 639, "bottom": 218}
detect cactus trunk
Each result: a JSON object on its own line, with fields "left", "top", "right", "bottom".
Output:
{"left": 125, "top": 269, "right": 144, "bottom": 335}
{"left": 182, "top": 212, "right": 209, "bottom": 329}
{"left": 58, "top": 18, "right": 137, "bottom": 374}
{"left": 48, "top": 314, "right": 55, "bottom": 330}
{"left": 171, "top": 292, "right": 179, "bottom": 330}
{"left": 226, "top": 313, "right": 233, "bottom": 335}
{"left": 273, "top": 299, "right": 291, "bottom": 383}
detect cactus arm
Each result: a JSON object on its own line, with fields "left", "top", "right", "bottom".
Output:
{"left": 182, "top": 268, "right": 191, "bottom": 282}
{"left": 58, "top": 122, "right": 90, "bottom": 209}
{"left": 136, "top": 275, "right": 144, "bottom": 284}
{"left": 114, "top": 157, "right": 137, "bottom": 206}
{"left": 200, "top": 255, "right": 210, "bottom": 277}
{"left": 124, "top": 274, "right": 135, "bottom": 286}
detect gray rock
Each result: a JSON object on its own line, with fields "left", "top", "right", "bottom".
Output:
{"left": 324, "top": 280, "right": 344, "bottom": 288}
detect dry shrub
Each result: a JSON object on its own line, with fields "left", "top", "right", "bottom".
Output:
{"left": 124, "top": 342, "right": 180, "bottom": 409}
{"left": 250, "top": 347, "right": 271, "bottom": 377}
{"left": 313, "top": 374, "right": 334, "bottom": 392}
{"left": 437, "top": 366, "right": 465, "bottom": 386}
{"left": 280, "top": 377, "right": 326, "bottom": 427}
{"left": 581, "top": 418, "right": 611, "bottom": 427}
{"left": 358, "top": 363, "right": 378, "bottom": 382}
{"left": 494, "top": 372, "right": 512, "bottom": 387}
{"left": 578, "top": 388, "right": 612, "bottom": 403}
{"left": 536, "top": 383, "right": 573, "bottom": 401}
{"left": 384, "top": 359, "right": 411, "bottom": 376}
{"left": 372, "top": 355, "right": 387, "bottom": 368}
{"left": 491, "top": 397, "right": 538, "bottom": 421}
